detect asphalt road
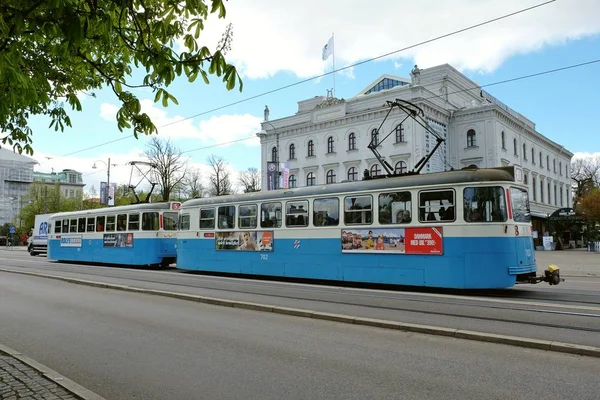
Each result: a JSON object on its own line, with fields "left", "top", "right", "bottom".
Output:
{"left": 1, "top": 272, "right": 599, "bottom": 400}
{"left": 1, "top": 249, "right": 599, "bottom": 347}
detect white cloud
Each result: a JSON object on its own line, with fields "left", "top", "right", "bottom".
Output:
{"left": 184, "top": 0, "right": 600, "bottom": 79}
{"left": 572, "top": 152, "right": 600, "bottom": 160}
{"left": 98, "top": 100, "right": 262, "bottom": 146}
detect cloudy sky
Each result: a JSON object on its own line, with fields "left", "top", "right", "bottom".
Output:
{"left": 19, "top": 0, "right": 600, "bottom": 194}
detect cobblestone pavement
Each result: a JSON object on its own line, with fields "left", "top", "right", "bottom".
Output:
{"left": 0, "top": 352, "right": 78, "bottom": 400}
{"left": 535, "top": 249, "right": 600, "bottom": 277}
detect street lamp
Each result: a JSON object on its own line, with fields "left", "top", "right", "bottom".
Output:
{"left": 263, "top": 121, "right": 280, "bottom": 189}
{"left": 92, "top": 158, "right": 116, "bottom": 205}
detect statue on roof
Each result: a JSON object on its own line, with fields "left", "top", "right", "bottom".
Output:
{"left": 264, "top": 105, "right": 269, "bottom": 122}
{"left": 410, "top": 65, "right": 421, "bottom": 86}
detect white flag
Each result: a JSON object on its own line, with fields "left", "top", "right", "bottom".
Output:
{"left": 322, "top": 35, "right": 334, "bottom": 61}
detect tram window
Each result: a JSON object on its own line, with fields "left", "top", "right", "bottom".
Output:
{"left": 464, "top": 187, "right": 507, "bottom": 223}
{"left": 116, "top": 214, "right": 127, "bottom": 231}
{"left": 218, "top": 206, "right": 235, "bottom": 229}
{"left": 510, "top": 187, "right": 531, "bottom": 223}
{"left": 86, "top": 217, "right": 96, "bottom": 232}
{"left": 69, "top": 219, "right": 77, "bottom": 233}
{"left": 179, "top": 213, "right": 190, "bottom": 230}
{"left": 128, "top": 213, "right": 140, "bottom": 230}
{"left": 286, "top": 201, "right": 309, "bottom": 227}
{"left": 96, "top": 216, "right": 105, "bottom": 232}
{"left": 163, "top": 212, "right": 178, "bottom": 231}
{"left": 61, "top": 219, "right": 69, "bottom": 234}
{"left": 418, "top": 190, "right": 455, "bottom": 222}
{"left": 344, "top": 195, "right": 373, "bottom": 225}
{"left": 260, "top": 202, "right": 282, "bottom": 228}
{"left": 78, "top": 218, "right": 86, "bottom": 233}
{"left": 199, "top": 208, "right": 215, "bottom": 230}
{"left": 313, "top": 198, "right": 339, "bottom": 226}
{"left": 379, "top": 192, "right": 412, "bottom": 224}
{"left": 106, "top": 216, "right": 116, "bottom": 232}
{"left": 54, "top": 221, "right": 62, "bottom": 234}
{"left": 239, "top": 205, "right": 258, "bottom": 229}
{"left": 142, "top": 212, "right": 159, "bottom": 231}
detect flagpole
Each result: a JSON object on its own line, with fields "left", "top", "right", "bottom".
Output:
{"left": 332, "top": 32, "right": 335, "bottom": 97}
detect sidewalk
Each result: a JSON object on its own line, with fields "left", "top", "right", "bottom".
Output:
{"left": 0, "top": 344, "right": 104, "bottom": 400}
{"left": 535, "top": 248, "right": 600, "bottom": 277}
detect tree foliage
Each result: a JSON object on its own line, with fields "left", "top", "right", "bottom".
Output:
{"left": 0, "top": 0, "right": 243, "bottom": 154}
{"left": 579, "top": 189, "right": 600, "bottom": 224}
{"left": 182, "top": 167, "right": 204, "bottom": 199}
{"left": 144, "top": 136, "right": 188, "bottom": 201}
{"left": 571, "top": 156, "right": 600, "bottom": 208}
{"left": 206, "top": 154, "right": 232, "bottom": 196}
{"left": 238, "top": 167, "right": 260, "bottom": 193}
{"left": 18, "top": 182, "right": 84, "bottom": 230}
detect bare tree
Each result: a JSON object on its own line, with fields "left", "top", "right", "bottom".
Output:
{"left": 571, "top": 156, "right": 600, "bottom": 208}
{"left": 183, "top": 168, "right": 204, "bottom": 199}
{"left": 144, "top": 137, "right": 188, "bottom": 202}
{"left": 238, "top": 167, "right": 261, "bottom": 193}
{"left": 207, "top": 154, "right": 233, "bottom": 196}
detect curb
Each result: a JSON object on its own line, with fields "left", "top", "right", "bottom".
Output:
{"left": 2, "top": 267, "right": 600, "bottom": 359}
{"left": 0, "top": 343, "right": 106, "bottom": 400}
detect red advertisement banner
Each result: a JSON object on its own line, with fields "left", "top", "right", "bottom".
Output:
{"left": 404, "top": 227, "right": 443, "bottom": 255}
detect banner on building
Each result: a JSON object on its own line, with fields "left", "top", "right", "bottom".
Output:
{"left": 266, "top": 162, "right": 277, "bottom": 191}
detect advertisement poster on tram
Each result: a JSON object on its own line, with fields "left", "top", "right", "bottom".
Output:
{"left": 103, "top": 233, "right": 134, "bottom": 248}
{"left": 215, "top": 231, "right": 274, "bottom": 251}
{"left": 341, "top": 227, "right": 443, "bottom": 255}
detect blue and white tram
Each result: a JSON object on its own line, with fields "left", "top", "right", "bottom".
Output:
{"left": 48, "top": 202, "right": 180, "bottom": 266}
{"left": 176, "top": 167, "right": 560, "bottom": 289}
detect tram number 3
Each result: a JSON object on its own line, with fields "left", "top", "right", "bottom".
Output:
{"left": 515, "top": 226, "right": 520, "bottom": 236}
{"left": 260, "top": 254, "right": 269, "bottom": 261}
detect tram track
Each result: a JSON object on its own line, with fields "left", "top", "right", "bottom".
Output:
{"left": 2, "top": 258, "right": 599, "bottom": 338}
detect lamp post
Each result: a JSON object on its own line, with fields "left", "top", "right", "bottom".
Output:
{"left": 263, "top": 121, "right": 279, "bottom": 189}
{"left": 92, "top": 158, "right": 116, "bottom": 205}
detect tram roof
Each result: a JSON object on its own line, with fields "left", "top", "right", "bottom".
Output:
{"left": 49, "top": 202, "right": 178, "bottom": 219}
{"left": 182, "top": 166, "right": 517, "bottom": 208}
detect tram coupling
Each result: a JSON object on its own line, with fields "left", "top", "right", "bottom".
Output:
{"left": 528, "top": 264, "right": 563, "bottom": 285}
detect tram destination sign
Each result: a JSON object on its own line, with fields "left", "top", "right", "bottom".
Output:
{"left": 342, "top": 227, "right": 443, "bottom": 255}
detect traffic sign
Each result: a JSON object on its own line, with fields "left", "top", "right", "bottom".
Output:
{"left": 9, "top": 226, "right": 15, "bottom": 234}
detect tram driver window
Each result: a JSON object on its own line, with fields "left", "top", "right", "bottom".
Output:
{"left": 142, "top": 213, "right": 159, "bottom": 231}
{"left": 238, "top": 205, "right": 258, "bottom": 229}
{"left": 218, "top": 206, "right": 235, "bottom": 229}
{"left": 418, "top": 190, "right": 455, "bottom": 222}
{"left": 286, "top": 201, "right": 309, "bottom": 227}
{"left": 199, "top": 208, "right": 215, "bottom": 230}
{"left": 54, "top": 220, "right": 62, "bottom": 234}
{"left": 463, "top": 187, "right": 507, "bottom": 222}
{"left": 379, "top": 192, "right": 412, "bottom": 224}
{"left": 260, "top": 202, "right": 282, "bottom": 228}
{"left": 117, "top": 214, "right": 127, "bottom": 231}
{"left": 313, "top": 198, "right": 339, "bottom": 227}
{"left": 163, "top": 212, "right": 178, "bottom": 231}
{"left": 344, "top": 196, "right": 372, "bottom": 225}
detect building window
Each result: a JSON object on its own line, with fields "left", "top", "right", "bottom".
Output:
{"left": 370, "top": 129, "right": 379, "bottom": 147}
{"left": 68, "top": 174, "right": 77, "bottom": 184}
{"left": 540, "top": 180, "right": 544, "bottom": 203}
{"left": 289, "top": 144, "right": 295, "bottom": 160}
{"left": 539, "top": 151, "right": 543, "bottom": 167}
{"left": 554, "top": 184, "right": 557, "bottom": 205}
{"left": 560, "top": 187, "right": 564, "bottom": 206}
{"left": 523, "top": 143, "right": 527, "bottom": 160}
{"left": 559, "top": 161, "right": 562, "bottom": 176}
{"left": 513, "top": 138, "right": 518, "bottom": 155}
{"left": 531, "top": 148, "right": 535, "bottom": 164}
{"left": 370, "top": 164, "right": 381, "bottom": 177}
{"left": 546, "top": 155, "right": 550, "bottom": 170}
{"left": 69, "top": 189, "right": 74, "bottom": 198}
{"left": 271, "top": 146, "right": 278, "bottom": 162}
{"left": 501, "top": 131, "right": 506, "bottom": 150}
{"left": 347, "top": 167, "right": 358, "bottom": 181}
{"left": 466, "top": 129, "right": 476, "bottom": 147}
{"left": 327, "top": 137, "right": 335, "bottom": 154}
{"left": 547, "top": 182, "right": 551, "bottom": 204}
{"left": 307, "top": 140, "right": 314, "bottom": 157}
{"left": 553, "top": 158, "right": 556, "bottom": 173}
{"left": 326, "top": 169, "right": 336, "bottom": 184}
{"left": 566, "top": 164, "right": 569, "bottom": 177}
{"left": 532, "top": 177, "right": 537, "bottom": 201}
{"left": 348, "top": 132, "right": 356, "bottom": 150}
{"left": 306, "top": 172, "right": 316, "bottom": 186}
{"left": 394, "top": 161, "right": 407, "bottom": 174}
{"left": 395, "top": 124, "right": 405, "bottom": 143}
{"left": 524, "top": 173, "right": 528, "bottom": 185}
{"left": 289, "top": 174, "right": 297, "bottom": 188}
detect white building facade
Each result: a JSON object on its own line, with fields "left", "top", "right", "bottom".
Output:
{"left": 257, "top": 64, "right": 573, "bottom": 243}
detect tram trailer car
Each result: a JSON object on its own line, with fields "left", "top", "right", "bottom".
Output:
{"left": 48, "top": 202, "right": 180, "bottom": 267}
{"left": 176, "top": 166, "right": 560, "bottom": 289}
